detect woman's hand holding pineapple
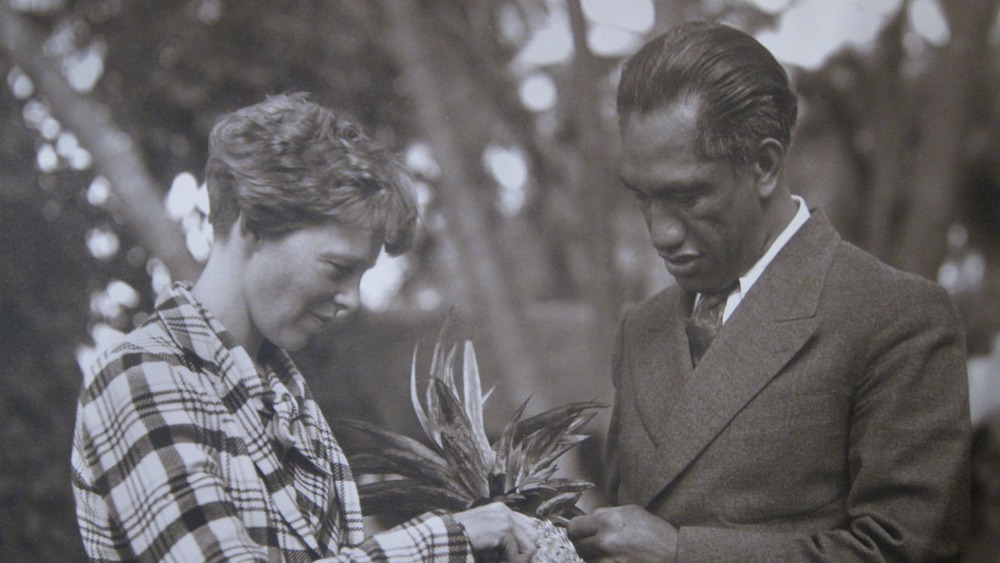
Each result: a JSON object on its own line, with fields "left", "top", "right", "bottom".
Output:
{"left": 453, "top": 502, "right": 540, "bottom": 561}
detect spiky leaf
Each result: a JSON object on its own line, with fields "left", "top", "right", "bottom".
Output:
{"left": 337, "top": 419, "right": 446, "bottom": 466}
{"left": 344, "top": 317, "right": 605, "bottom": 529}
{"left": 491, "top": 396, "right": 531, "bottom": 485}
{"left": 461, "top": 341, "right": 492, "bottom": 462}
{"left": 428, "top": 313, "right": 451, "bottom": 380}
{"left": 517, "top": 478, "right": 594, "bottom": 496}
{"left": 356, "top": 479, "right": 470, "bottom": 515}
{"left": 409, "top": 345, "right": 437, "bottom": 448}
{"left": 348, "top": 450, "right": 467, "bottom": 494}
{"left": 515, "top": 401, "right": 605, "bottom": 443}
{"left": 536, "top": 492, "right": 584, "bottom": 519}
{"left": 428, "top": 378, "right": 491, "bottom": 480}
{"left": 527, "top": 434, "right": 592, "bottom": 479}
{"left": 436, "top": 343, "right": 459, "bottom": 389}
{"left": 439, "top": 431, "right": 490, "bottom": 499}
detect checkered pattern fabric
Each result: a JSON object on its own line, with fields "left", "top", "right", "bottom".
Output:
{"left": 72, "top": 282, "right": 473, "bottom": 562}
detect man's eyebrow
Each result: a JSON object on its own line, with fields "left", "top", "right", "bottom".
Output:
{"left": 649, "top": 180, "right": 709, "bottom": 195}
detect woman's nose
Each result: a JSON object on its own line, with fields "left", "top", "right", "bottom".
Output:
{"left": 333, "top": 277, "right": 363, "bottom": 315}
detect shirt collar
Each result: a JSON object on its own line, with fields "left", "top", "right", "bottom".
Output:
{"left": 736, "top": 195, "right": 810, "bottom": 300}
{"left": 154, "top": 281, "right": 300, "bottom": 402}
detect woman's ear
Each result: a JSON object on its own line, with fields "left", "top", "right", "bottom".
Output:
{"left": 754, "top": 138, "right": 785, "bottom": 199}
{"left": 234, "top": 215, "right": 262, "bottom": 254}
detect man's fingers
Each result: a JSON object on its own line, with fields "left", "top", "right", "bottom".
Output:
{"left": 568, "top": 515, "right": 606, "bottom": 560}
{"left": 567, "top": 514, "right": 599, "bottom": 540}
{"left": 571, "top": 534, "right": 603, "bottom": 560}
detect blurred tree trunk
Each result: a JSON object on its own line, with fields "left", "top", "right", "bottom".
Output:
{"left": 381, "top": 1, "right": 547, "bottom": 409}
{"left": 894, "top": 0, "right": 1000, "bottom": 278}
{"left": 562, "top": 0, "right": 624, "bottom": 372}
{"left": 864, "top": 9, "right": 909, "bottom": 261}
{"left": 0, "top": 5, "right": 201, "bottom": 282}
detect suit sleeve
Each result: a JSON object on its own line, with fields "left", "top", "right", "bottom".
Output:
{"left": 74, "top": 359, "right": 472, "bottom": 563}
{"left": 675, "top": 284, "right": 971, "bottom": 562}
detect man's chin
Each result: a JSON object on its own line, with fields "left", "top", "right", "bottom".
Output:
{"left": 671, "top": 274, "right": 728, "bottom": 295}
{"left": 670, "top": 272, "right": 703, "bottom": 293}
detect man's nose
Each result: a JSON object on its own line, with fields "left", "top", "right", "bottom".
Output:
{"left": 649, "top": 207, "right": 686, "bottom": 250}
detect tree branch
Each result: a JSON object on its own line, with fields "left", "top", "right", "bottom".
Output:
{"left": 0, "top": 5, "right": 201, "bottom": 282}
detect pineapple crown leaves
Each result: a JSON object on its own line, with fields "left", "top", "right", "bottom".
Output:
{"left": 351, "top": 478, "right": 470, "bottom": 515}
{"left": 490, "top": 395, "right": 604, "bottom": 492}
{"left": 412, "top": 324, "right": 494, "bottom": 459}
{"left": 339, "top": 317, "right": 605, "bottom": 520}
{"left": 341, "top": 443, "right": 466, "bottom": 492}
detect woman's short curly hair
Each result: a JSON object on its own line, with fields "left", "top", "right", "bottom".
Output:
{"left": 617, "top": 21, "right": 798, "bottom": 166}
{"left": 204, "top": 93, "right": 417, "bottom": 255}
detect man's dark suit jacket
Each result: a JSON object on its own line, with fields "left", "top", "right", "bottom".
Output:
{"left": 606, "top": 211, "right": 971, "bottom": 561}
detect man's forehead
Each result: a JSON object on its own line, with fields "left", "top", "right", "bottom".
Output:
{"left": 620, "top": 101, "right": 700, "bottom": 166}
{"left": 622, "top": 96, "right": 699, "bottom": 132}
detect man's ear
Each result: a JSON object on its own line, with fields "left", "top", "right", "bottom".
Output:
{"left": 753, "top": 138, "right": 785, "bottom": 199}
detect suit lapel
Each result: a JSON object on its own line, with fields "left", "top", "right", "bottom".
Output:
{"left": 631, "top": 289, "right": 692, "bottom": 445}
{"left": 630, "top": 211, "right": 840, "bottom": 508}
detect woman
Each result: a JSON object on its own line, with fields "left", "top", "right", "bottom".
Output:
{"left": 72, "top": 93, "right": 538, "bottom": 562}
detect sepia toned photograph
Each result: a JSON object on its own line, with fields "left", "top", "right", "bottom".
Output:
{"left": 1, "top": 0, "right": 997, "bottom": 560}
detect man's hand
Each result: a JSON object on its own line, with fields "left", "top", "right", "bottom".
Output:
{"left": 567, "top": 505, "right": 678, "bottom": 562}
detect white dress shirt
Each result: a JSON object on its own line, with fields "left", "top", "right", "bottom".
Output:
{"left": 700, "top": 195, "right": 810, "bottom": 323}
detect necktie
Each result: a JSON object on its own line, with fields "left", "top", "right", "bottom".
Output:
{"left": 686, "top": 285, "right": 735, "bottom": 367}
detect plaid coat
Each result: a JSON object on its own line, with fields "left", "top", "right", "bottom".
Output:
{"left": 72, "top": 282, "right": 472, "bottom": 562}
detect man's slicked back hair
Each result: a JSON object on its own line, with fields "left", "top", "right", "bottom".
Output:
{"left": 617, "top": 21, "right": 798, "bottom": 165}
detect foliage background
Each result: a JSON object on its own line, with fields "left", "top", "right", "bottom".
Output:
{"left": 2, "top": 0, "right": 999, "bottom": 560}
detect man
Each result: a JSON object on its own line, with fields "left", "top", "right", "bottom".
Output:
{"left": 568, "top": 21, "right": 970, "bottom": 561}
{"left": 71, "top": 93, "right": 538, "bottom": 562}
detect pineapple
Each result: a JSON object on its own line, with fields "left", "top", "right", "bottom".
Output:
{"left": 340, "top": 322, "right": 603, "bottom": 561}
